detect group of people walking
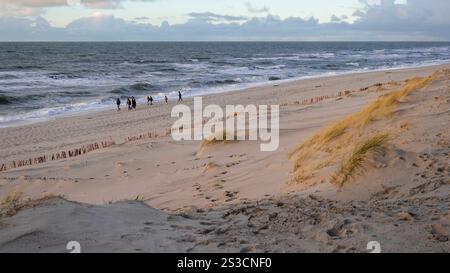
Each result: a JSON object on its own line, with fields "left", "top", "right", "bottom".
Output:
{"left": 116, "top": 90, "right": 183, "bottom": 111}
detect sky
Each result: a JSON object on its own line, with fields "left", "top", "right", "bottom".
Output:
{"left": 0, "top": 0, "right": 449, "bottom": 41}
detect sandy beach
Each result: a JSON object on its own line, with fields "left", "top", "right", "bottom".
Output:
{"left": 0, "top": 64, "right": 449, "bottom": 253}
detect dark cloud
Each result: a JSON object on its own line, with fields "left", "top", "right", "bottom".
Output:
{"left": 330, "top": 15, "right": 342, "bottom": 22}
{"left": 349, "top": 0, "right": 450, "bottom": 39}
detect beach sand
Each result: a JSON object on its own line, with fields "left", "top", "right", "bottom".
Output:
{"left": 0, "top": 64, "right": 449, "bottom": 253}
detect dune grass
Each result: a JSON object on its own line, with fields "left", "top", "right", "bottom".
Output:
{"left": 197, "top": 129, "right": 235, "bottom": 156}
{"left": 201, "top": 128, "right": 252, "bottom": 148}
{"left": 290, "top": 73, "right": 436, "bottom": 185}
{"left": 0, "top": 191, "right": 61, "bottom": 218}
{"left": 0, "top": 191, "right": 23, "bottom": 217}
{"left": 331, "top": 134, "right": 388, "bottom": 188}
{"left": 202, "top": 130, "right": 231, "bottom": 147}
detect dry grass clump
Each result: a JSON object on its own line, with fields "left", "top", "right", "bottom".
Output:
{"left": 0, "top": 191, "right": 61, "bottom": 218}
{"left": 201, "top": 128, "right": 252, "bottom": 148}
{"left": 290, "top": 74, "right": 436, "bottom": 185}
{"left": 197, "top": 130, "right": 236, "bottom": 157}
{"left": 331, "top": 134, "right": 388, "bottom": 188}
{"left": 0, "top": 191, "right": 23, "bottom": 217}
{"left": 202, "top": 130, "right": 232, "bottom": 147}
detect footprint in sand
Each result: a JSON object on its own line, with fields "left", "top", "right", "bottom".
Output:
{"left": 116, "top": 162, "right": 125, "bottom": 167}
{"left": 224, "top": 191, "right": 239, "bottom": 202}
{"left": 226, "top": 162, "right": 238, "bottom": 168}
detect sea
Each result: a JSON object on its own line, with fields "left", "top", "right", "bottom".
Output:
{"left": 0, "top": 42, "right": 449, "bottom": 127}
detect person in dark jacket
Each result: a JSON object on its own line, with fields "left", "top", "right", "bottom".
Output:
{"left": 149, "top": 96, "right": 153, "bottom": 105}
{"left": 116, "top": 98, "right": 121, "bottom": 111}
{"left": 127, "top": 97, "right": 132, "bottom": 111}
{"left": 131, "top": 96, "right": 137, "bottom": 110}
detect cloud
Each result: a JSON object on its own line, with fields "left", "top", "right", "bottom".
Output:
{"left": 79, "top": 0, "right": 158, "bottom": 9}
{"left": 331, "top": 15, "right": 342, "bottom": 22}
{"left": 0, "top": 14, "right": 321, "bottom": 41}
{"left": 330, "top": 14, "right": 349, "bottom": 23}
{"left": 354, "top": 0, "right": 450, "bottom": 28}
{"left": 80, "top": 0, "right": 124, "bottom": 9}
{"left": 0, "top": 0, "right": 158, "bottom": 15}
{"left": 0, "top": 0, "right": 67, "bottom": 16}
{"left": 348, "top": 0, "right": 450, "bottom": 39}
{"left": 0, "top": 0, "right": 67, "bottom": 7}
{"left": 1, "top": 0, "right": 450, "bottom": 41}
{"left": 245, "top": 2, "right": 270, "bottom": 14}
{"left": 79, "top": 0, "right": 160, "bottom": 9}
{"left": 134, "top": 16, "right": 149, "bottom": 21}
{"left": 188, "top": 12, "right": 248, "bottom": 23}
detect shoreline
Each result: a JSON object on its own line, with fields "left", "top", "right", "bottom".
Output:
{"left": 1, "top": 62, "right": 449, "bottom": 129}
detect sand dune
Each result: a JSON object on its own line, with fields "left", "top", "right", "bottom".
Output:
{"left": 0, "top": 64, "right": 449, "bottom": 252}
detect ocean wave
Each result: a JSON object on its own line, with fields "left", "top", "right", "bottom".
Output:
{"left": 320, "top": 64, "right": 339, "bottom": 70}
{"left": 150, "top": 67, "right": 179, "bottom": 73}
{"left": 11, "top": 65, "right": 45, "bottom": 70}
{"left": 253, "top": 65, "right": 286, "bottom": 70}
{"left": 47, "top": 72, "right": 82, "bottom": 80}
{"left": 0, "top": 90, "right": 97, "bottom": 106}
{"left": 131, "top": 82, "right": 154, "bottom": 91}
{"left": 0, "top": 94, "right": 12, "bottom": 105}
{"left": 269, "top": 76, "right": 281, "bottom": 81}
{"left": 188, "top": 57, "right": 211, "bottom": 62}
{"left": 0, "top": 100, "right": 109, "bottom": 128}
{"left": 132, "top": 59, "right": 171, "bottom": 64}
{"left": 346, "top": 62, "right": 360, "bottom": 67}
{"left": 0, "top": 74, "right": 19, "bottom": 80}
{"left": 205, "top": 79, "right": 242, "bottom": 85}
{"left": 109, "top": 82, "right": 160, "bottom": 95}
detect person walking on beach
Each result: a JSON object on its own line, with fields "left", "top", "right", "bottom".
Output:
{"left": 116, "top": 98, "right": 121, "bottom": 111}
{"left": 149, "top": 96, "right": 153, "bottom": 105}
{"left": 127, "top": 97, "right": 132, "bottom": 111}
{"left": 147, "top": 96, "right": 152, "bottom": 106}
{"left": 178, "top": 90, "right": 183, "bottom": 102}
{"left": 131, "top": 96, "right": 137, "bottom": 110}
{"left": 165, "top": 96, "right": 168, "bottom": 104}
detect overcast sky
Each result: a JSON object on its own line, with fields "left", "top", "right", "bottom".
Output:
{"left": 0, "top": 0, "right": 449, "bottom": 41}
